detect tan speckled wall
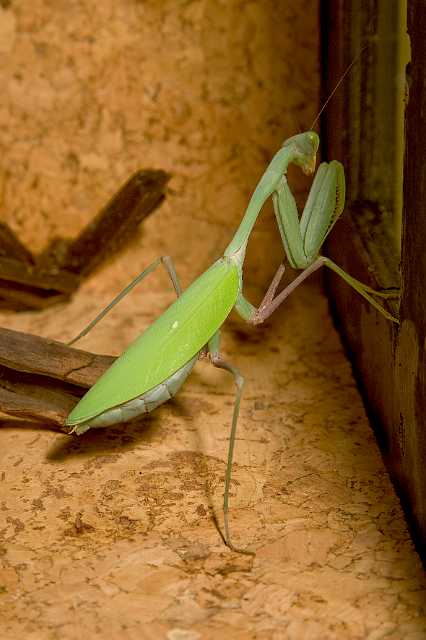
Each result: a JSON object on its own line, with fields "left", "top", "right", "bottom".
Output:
{"left": 0, "top": 1, "right": 318, "bottom": 291}
{"left": 1, "top": 2, "right": 426, "bottom": 639}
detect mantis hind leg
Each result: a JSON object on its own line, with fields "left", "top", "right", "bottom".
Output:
{"left": 68, "top": 255, "right": 183, "bottom": 345}
{"left": 207, "top": 332, "right": 253, "bottom": 555}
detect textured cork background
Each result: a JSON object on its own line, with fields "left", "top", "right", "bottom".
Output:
{"left": 0, "top": 2, "right": 425, "bottom": 639}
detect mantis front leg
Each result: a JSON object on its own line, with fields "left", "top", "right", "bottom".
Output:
{"left": 235, "top": 158, "right": 399, "bottom": 325}
{"left": 248, "top": 256, "right": 398, "bottom": 325}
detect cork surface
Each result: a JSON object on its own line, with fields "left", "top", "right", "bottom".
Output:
{"left": 0, "top": 2, "right": 425, "bottom": 639}
{"left": 2, "top": 284, "right": 426, "bottom": 640}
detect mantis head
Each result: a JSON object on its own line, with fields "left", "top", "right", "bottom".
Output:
{"left": 282, "top": 131, "right": 319, "bottom": 175}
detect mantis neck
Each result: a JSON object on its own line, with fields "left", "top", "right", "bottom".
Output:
{"left": 224, "top": 145, "right": 293, "bottom": 257}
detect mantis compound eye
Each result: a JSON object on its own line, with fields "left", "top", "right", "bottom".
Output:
{"left": 307, "top": 132, "right": 320, "bottom": 152}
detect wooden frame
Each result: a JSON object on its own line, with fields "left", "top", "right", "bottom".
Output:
{"left": 322, "top": 0, "right": 425, "bottom": 555}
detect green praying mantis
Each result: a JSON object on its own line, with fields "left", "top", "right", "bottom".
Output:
{"left": 65, "top": 130, "right": 398, "bottom": 552}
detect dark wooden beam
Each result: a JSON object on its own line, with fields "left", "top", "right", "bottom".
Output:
{"left": 398, "top": 0, "right": 426, "bottom": 551}
{"left": 322, "top": 0, "right": 426, "bottom": 554}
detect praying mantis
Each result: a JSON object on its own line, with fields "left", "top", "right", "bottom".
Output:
{"left": 65, "top": 130, "right": 398, "bottom": 552}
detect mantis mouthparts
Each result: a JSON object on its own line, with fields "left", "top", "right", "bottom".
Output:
{"left": 303, "top": 156, "right": 317, "bottom": 175}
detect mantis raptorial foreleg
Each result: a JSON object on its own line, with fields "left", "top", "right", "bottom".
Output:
{"left": 245, "top": 256, "right": 397, "bottom": 325}
{"left": 234, "top": 160, "right": 398, "bottom": 326}
{"left": 68, "top": 255, "right": 182, "bottom": 346}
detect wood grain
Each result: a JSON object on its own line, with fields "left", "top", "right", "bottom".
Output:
{"left": 0, "top": 327, "right": 114, "bottom": 428}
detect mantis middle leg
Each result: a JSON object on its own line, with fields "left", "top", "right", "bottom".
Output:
{"left": 68, "top": 255, "right": 183, "bottom": 345}
{"left": 246, "top": 256, "right": 398, "bottom": 325}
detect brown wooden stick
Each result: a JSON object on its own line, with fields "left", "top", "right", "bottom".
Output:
{"left": 0, "top": 222, "right": 34, "bottom": 264}
{"left": 46, "top": 169, "right": 170, "bottom": 277}
{"left": 0, "top": 169, "right": 169, "bottom": 311}
{"left": 0, "top": 327, "right": 115, "bottom": 431}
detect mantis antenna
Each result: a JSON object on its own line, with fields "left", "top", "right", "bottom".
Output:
{"left": 310, "top": 44, "right": 369, "bottom": 131}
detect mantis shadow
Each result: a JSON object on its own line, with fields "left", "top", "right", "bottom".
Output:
{"left": 45, "top": 410, "right": 165, "bottom": 462}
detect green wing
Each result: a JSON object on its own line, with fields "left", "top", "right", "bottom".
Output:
{"left": 67, "top": 258, "right": 239, "bottom": 425}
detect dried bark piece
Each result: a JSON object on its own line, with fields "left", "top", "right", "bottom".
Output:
{"left": 42, "top": 169, "right": 170, "bottom": 277}
{"left": 0, "top": 327, "right": 115, "bottom": 430}
{"left": 0, "top": 386, "right": 75, "bottom": 426}
{"left": 0, "top": 222, "right": 33, "bottom": 264}
{"left": 0, "top": 256, "right": 77, "bottom": 293}
{"left": 0, "top": 169, "right": 169, "bottom": 311}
